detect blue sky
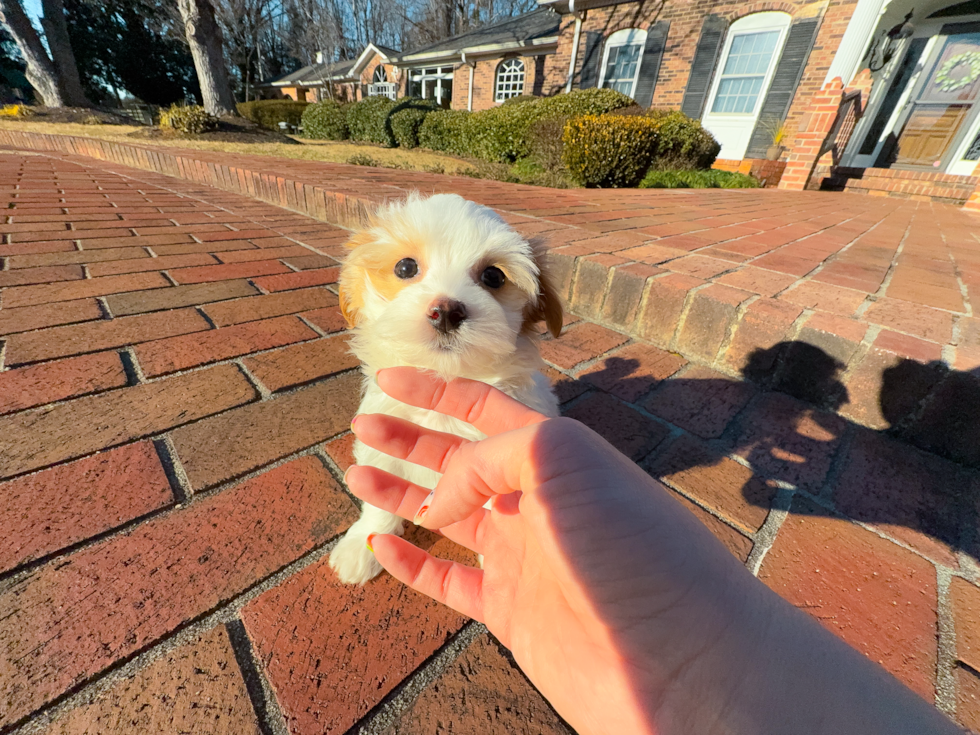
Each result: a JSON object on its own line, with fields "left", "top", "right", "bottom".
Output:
{"left": 24, "top": 0, "right": 42, "bottom": 21}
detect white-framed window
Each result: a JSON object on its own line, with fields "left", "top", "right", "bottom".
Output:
{"left": 494, "top": 58, "right": 526, "bottom": 102}
{"left": 599, "top": 28, "right": 647, "bottom": 97}
{"left": 373, "top": 65, "right": 387, "bottom": 83}
{"left": 408, "top": 66, "right": 454, "bottom": 108}
{"left": 711, "top": 32, "right": 781, "bottom": 113}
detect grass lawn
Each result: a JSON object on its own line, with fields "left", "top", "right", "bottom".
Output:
{"left": 0, "top": 119, "right": 479, "bottom": 175}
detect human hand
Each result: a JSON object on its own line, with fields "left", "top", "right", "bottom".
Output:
{"left": 346, "top": 368, "right": 962, "bottom": 735}
{"left": 345, "top": 367, "right": 769, "bottom": 735}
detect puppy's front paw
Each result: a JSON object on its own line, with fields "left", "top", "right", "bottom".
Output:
{"left": 329, "top": 530, "right": 384, "bottom": 584}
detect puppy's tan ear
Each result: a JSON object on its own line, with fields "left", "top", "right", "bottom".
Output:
{"left": 524, "top": 244, "right": 564, "bottom": 338}
{"left": 338, "top": 231, "right": 375, "bottom": 328}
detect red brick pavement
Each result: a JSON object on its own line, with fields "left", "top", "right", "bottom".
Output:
{"left": 0, "top": 148, "right": 979, "bottom": 734}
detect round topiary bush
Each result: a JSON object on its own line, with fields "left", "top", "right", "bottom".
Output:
{"left": 159, "top": 103, "right": 218, "bottom": 134}
{"left": 465, "top": 88, "right": 637, "bottom": 163}
{"left": 646, "top": 109, "right": 721, "bottom": 169}
{"left": 389, "top": 98, "right": 438, "bottom": 148}
{"left": 301, "top": 99, "right": 348, "bottom": 140}
{"left": 346, "top": 96, "right": 397, "bottom": 146}
{"left": 562, "top": 113, "right": 660, "bottom": 188}
{"left": 418, "top": 109, "right": 471, "bottom": 154}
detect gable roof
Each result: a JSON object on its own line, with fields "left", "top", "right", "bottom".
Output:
{"left": 263, "top": 58, "right": 357, "bottom": 87}
{"left": 351, "top": 42, "right": 401, "bottom": 75}
{"left": 395, "top": 8, "right": 560, "bottom": 64}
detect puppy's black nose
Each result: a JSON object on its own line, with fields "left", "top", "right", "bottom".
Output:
{"left": 427, "top": 298, "right": 467, "bottom": 334}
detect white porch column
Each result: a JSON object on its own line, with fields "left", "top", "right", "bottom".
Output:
{"left": 824, "top": 0, "right": 892, "bottom": 86}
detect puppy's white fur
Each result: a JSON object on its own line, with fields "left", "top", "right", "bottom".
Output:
{"left": 329, "top": 193, "right": 562, "bottom": 584}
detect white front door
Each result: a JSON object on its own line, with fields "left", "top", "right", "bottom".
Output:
{"left": 702, "top": 12, "right": 791, "bottom": 160}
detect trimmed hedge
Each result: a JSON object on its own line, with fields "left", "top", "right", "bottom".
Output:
{"left": 300, "top": 99, "right": 348, "bottom": 140}
{"left": 159, "top": 104, "right": 217, "bottom": 134}
{"left": 466, "top": 88, "right": 636, "bottom": 162}
{"left": 639, "top": 169, "right": 759, "bottom": 189}
{"left": 646, "top": 109, "right": 721, "bottom": 170}
{"left": 236, "top": 99, "right": 308, "bottom": 130}
{"left": 389, "top": 98, "right": 438, "bottom": 148}
{"left": 418, "top": 109, "right": 471, "bottom": 155}
{"left": 347, "top": 96, "right": 397, "bottom": 146}
{"left": 562, "top": 114, "right": 660, "bottom": 188}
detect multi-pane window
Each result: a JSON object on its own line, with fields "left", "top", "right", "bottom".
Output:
{"left": 408, "top": 67, "right": 453, "bottom": 108}
{"left": 603, "top": 45, "right": 642, "bottom": 95}
{"left": 711, "top": 31, "right": 780, "bottom": 114}
{"left": 495, "top": 58, "right": 525, "bottom": 102}
{"left": 599, "top": 29, "right": 646, "bottom": 98}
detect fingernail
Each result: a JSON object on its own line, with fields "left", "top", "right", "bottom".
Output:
{"left": 372, "top": 371, "right": 379, "bottom": 385}
{"left": 350, "top": 415, "right": 358, "bottom": 433}
{"left": 366, "top": 533, "right": 377, "bottom": 553}
{"left": 413, "top": 490, "right": 435, "bottom": 526}
{"left": 342, "top": 465, "right": 354, "bottom": 485}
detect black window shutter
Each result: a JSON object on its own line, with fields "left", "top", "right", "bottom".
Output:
{"left": 633, "top": 21, "right": 670, "bottom": 107}
{"left": 680, "top": 15, "right": 728, "bottom": 119}
{"left": 745, "top": 17, "right": 822, "bottom": 158}
{"left": 578, "top": 31, "right": 603, "bottom": 89}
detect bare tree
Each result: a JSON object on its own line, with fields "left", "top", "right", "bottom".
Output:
{"left": 178, "top": 0, "right": 236, "bottom": 114}
{"left": 0, "top": 0, "right": 87, "bottom": 106}
{"left": 39, "top": 0, "right": 87, "bottom": 104}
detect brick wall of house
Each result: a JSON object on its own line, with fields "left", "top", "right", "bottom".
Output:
{"left": 356, "top": 56, "right": 398, "bottom": 100}
{"left": 543, "top": 0, "right": 861, "bottom": 158}
{"left": 449, "top": 55, "right": 549, "bottom": 111}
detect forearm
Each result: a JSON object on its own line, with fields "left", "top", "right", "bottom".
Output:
{"left": 663, "top": 582, "right": 963, "bottom": 735}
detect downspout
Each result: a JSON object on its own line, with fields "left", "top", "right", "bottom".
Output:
{"left": 462, "top": 51, "right": 474, "bottom": 111}
{"left": 565, "top": 0, "right": 583, "bottom": 93}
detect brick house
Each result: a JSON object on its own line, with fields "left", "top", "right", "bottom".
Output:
{"left": 272, "top": 0, "right": 980, "bottom": 203}
{"left": 260, "top": 44, "right": 399, "bottom": 103}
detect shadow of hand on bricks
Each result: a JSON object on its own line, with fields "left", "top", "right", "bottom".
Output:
{"left": 621, "top": 340, "right": 979, "bottom": 567}
{"left": 734, "top": 343, "right": 977, "bottom": 564}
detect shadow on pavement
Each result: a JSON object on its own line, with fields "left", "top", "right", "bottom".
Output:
{"left": 559, "top": 341, "right": 980, "bottom": 563}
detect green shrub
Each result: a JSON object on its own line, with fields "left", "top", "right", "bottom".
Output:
{"left": 465, "top": 88, "right": 636, "bottom": 163}
{"left": 529, "top": 116, "right": 569, "bottom": 172}
{"left": 562, "top": 114, "right": 660, "bottom": 188}
{"left": 418, "top": 109, "right": 471, "bottom": 155}
{"left": 300, "top": 99, "right": 348, "bottom": 140}
{"left": 159, "top": 103, "right": 217, "bottom": 134}
{"left": 501, "top": 94, "right": 539, "bottom": 106}
{"left": 346, "top": 96, "right": 397, "bottom": 146}
{"left": 236, "top": 99, "right": 308, "bottom": 130}
{"left": 389, "top": 98, "right": 438, "bottom": 148}
{"left": 347, "top": 153, "right": 379, "bottom": 166}
{"left": 646, "top": 109, "right": 721, "bottom": 169}
{"left": 638, "top": 169, "right": 759, "bottom": 189}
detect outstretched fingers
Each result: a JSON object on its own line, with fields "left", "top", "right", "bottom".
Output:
{"left": 376, "top": 367, "right": 547, "bottom": 437}
{"left": 370, "top": 534, "right": 485, "bottom": 621}
{"left": 345, "top": 465, "right": 490, "bottom": 554}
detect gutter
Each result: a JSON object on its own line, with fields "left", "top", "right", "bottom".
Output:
{"left": 462, "top": 52, "right": 475, "bottom": 112}
{"left": 565, "top": 0, "right": 583, "bottom": 93}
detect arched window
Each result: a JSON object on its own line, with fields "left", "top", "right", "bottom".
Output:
{"left": 599, "top": 28, "right": 647, "bottom": 97}
{"left": 495, "top": 58, "right": 525, "bottom": 102}
{"left": 373, "top": 65, "right": 388, "bottom": 83}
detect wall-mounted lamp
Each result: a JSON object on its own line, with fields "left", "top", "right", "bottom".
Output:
{"left": 866, "top": 11, "right": 915, "bottom": 72}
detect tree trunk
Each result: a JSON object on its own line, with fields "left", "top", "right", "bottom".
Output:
{"left": 178, "top": 0, "right": 236, "bottom": 116}
{"left": 39, "top": 0, "right": 88, "bottom": 106}
{"left": 0, "top": 0, "right": 64, "bottom": 106}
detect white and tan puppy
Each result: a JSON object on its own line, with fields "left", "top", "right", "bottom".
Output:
{"left": 328, "top": 193, "right": 563, "bottom": 584}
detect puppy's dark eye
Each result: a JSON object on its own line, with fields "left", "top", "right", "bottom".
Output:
{"left": 481, "top": 266, "right": 505, "bottom": 289}
{"left": 394, "top": 258, "right": 418, "bottom": 279}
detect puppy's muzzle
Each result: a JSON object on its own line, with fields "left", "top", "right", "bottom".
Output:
{"left": 428, "top": 298, "right": 467, "bottom": 334}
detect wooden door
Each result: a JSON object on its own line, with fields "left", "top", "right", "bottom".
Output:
{"left": 894, "top": 24, "right": 980, "bottom": 169}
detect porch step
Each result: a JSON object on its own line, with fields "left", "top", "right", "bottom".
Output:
{"left": 817, "top": 166, "right": 980, "bottom": 205}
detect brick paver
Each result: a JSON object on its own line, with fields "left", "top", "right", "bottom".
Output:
{"left": 1, "top": 148, "right": 978, "bottom": 734}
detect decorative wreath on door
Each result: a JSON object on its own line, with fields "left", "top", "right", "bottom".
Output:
{"left": 934, "top": 51, "right": 980, "bottom": 92}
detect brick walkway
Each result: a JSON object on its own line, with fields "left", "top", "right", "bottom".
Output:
{"left": 0, "top": 146, "right": 979, "bottom": 734}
